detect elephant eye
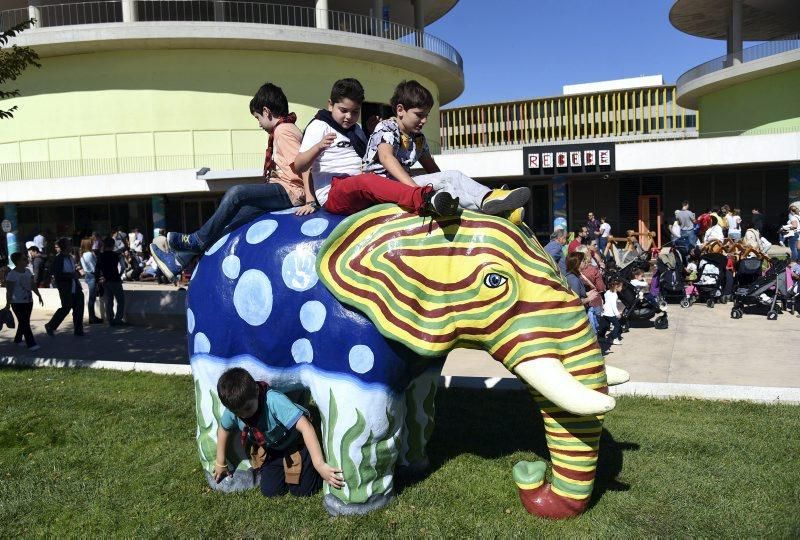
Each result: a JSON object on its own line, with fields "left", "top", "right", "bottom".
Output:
{"left": 483, "top": 273, "right": 507, "bottom": 288}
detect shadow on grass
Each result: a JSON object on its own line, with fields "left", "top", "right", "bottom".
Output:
{"left": 397, "top": 387, "right": 639, "bottom": 509}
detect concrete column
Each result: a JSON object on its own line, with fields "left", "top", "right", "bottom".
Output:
{"left": 121, "top": 0, "right": 137, "bottom": 23}
{"left": 27, "top": 3, "right": 40, "bottom": 24}
{"left": 315, "top": 0, "right": 328, "bottom": 29}
{"left": 4, "top": 203, "right": 19, "bottom": 260}
{"left": 213, "top": 0, "right": 225, "bottom": 22}
{"left": 552, "top": 176, "right": 567, "bottom": 232}
{"left": 152, "top": 195, "right": 166, "bottom": 239}
{"left": 727, "top": 0, "right": 743, "bottom": 65}
{"left": 413, "top": 0, "right": 424, "bottom": 46}
{"left": 372, "top": 0, "right": 383, "bottom": 36}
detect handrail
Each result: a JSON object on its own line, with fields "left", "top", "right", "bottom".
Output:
{"left": 677, "top": 33, "right": 800, "bottom": 89}
{"left": 439, "top": 85, "right": 699, "bottom": 151}
{"left": 0, "top": 1, "right": 462, "bottom": 68}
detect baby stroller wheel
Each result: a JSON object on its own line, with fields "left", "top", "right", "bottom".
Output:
{"left": 730, "top": 308, "right": 743, "bottom": 319}
{"left": 680, "top": 298, "right": 691, "bottom": 309}
{"left": 767, "top": 311, "right": 778, "bottom": 321}
{"left": 706, "top": 299, "right": 715, "bottom": 308}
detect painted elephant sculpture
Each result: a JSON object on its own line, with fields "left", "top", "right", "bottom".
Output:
{"left": 189, "top": 204, "right": 627, "bottom": 519}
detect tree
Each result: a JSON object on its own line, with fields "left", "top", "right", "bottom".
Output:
{"left": 0, "top": 19, "right": 41, "bottom": 119}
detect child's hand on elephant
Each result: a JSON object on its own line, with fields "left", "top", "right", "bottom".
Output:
{"left": 317, "top": 463, "right": 344, "bottom": 489}
{"left": 213, "top": 464, "right": 228, "bottom": 483}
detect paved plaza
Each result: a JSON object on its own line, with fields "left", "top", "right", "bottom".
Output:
{"left": 2, "top": 292, "right": 799, "bottom": 400}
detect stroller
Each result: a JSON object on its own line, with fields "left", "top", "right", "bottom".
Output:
{"left": 730, "top": 258, "right": 789, "bottom": 320}
{"left": 689, "top": 252, "right": 729, "bottom": 308}
{"left": 604, "top": 255, "right": 669, "bottom": 331}
{"left": 653, "top": 249, "right": 686, "bottom": 304}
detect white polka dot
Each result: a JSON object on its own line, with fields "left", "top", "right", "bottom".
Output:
{"left": 246, "top": 219, "right": 278, "bottom": 244}
{"left": 348, "top": 345, "right": 374, "bottom": 374}
{"left": 301, "top": 218, "right": 329, "bottom": 237}
{"left": 291, "top": 338, "right": 313, "bottom": 363}
{"left": 233, "top": 269, "right": 273, "bottom": 326}
{"left": 281, "top": 246, "right": 318, "bottom": 292}
{"left": 187, "top": 308, "right": 195, "bottom": 333}
{"left": 194, "top": 332, "right": 210, "bottom": 354}
{"left": 270, "top": 207, "right": 297, "bottom": 215}
{"left": 299, "top": 301, "right": 326, "bottom": 332}
{"left": 205, "top": 234, "right": 229, "bottom": 256}
{"left": 222, "top": 255, "right": 241, "bottom": 279}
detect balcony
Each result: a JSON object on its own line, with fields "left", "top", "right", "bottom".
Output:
{"left": 1, "top": 1, "right": 461, "bottom": 68}
{"left": 439, "top": 85, "right": 699, "bottom": 153}
{"left": 1, "top": 1, "right": 464, "bottom": 102}
{"left": 676, "top": 33, "right": 800, "bottom": 110}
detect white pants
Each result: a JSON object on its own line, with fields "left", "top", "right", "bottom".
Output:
{"left": 412, "top": 170, "right": 491, "bottom": 211}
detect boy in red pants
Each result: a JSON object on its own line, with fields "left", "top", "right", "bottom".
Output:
{"left": 294, "top": 78, "right": 458, "bottom": 217}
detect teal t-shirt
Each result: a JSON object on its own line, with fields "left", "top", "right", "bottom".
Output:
{"left": 220, "top": 389, "right": 306, "bottom": 451}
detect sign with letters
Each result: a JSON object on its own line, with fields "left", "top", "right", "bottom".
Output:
{"left": 522, "top": 142, "right": 614, "bottom": 176}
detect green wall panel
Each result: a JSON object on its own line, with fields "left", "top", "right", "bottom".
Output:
{"left": 0, "top": 48, "right": 442, "bottom": 177}
{"left": 697, "top": 67, "right": 800, "bottom": 135}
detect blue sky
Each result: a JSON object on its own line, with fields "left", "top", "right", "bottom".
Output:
{"left": 427, "top": 0, "right": 737, "bottom": 106}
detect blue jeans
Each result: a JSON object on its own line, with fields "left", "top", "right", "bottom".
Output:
{"left": 787, "top": 236, "right": 799, "bottom": 261}
{"left": 680, "top": 229, "right": 697, "bottom": 247}
{"left": 598, "top": 236, "right": 608, "bottom": 254}
{"left": 194, "top": 183, "right": 293, "bottom": 247}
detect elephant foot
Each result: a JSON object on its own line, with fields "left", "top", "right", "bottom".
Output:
{"left": 513, "top": 461, "right": 588, "bottom": 519}
{"left": 204, "top": 469, "right": 257, "bottom": 493}
{"left": 323, "top": 493, "right": 393, "bottom": 516}
{"left": 397, "top": 457, "right": 430, "bottom": 480}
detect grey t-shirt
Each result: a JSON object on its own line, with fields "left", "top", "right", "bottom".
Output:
{"left": 675, "top": 209, "right": 695, "bottom": 230}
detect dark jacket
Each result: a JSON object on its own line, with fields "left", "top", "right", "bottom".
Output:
{"left": 96, "top": 251, "right": 123, "bottom": 283}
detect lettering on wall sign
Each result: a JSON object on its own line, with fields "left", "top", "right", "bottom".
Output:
{"left": 522, "top": 143, "right": 614, "bottom": 176}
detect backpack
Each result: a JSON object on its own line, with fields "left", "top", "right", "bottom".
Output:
{"left": 660, "top": 269, "right": 682, "bottom": 293}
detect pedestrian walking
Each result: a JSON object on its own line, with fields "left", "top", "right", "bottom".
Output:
{"left": 4, "top": 252, "right": 44, "bottom": 350}
{"left": 97, "top": 237, "right": 126, "bottom": 326}
{"left": 44, "top": 238, "right": 84, "bottom": 337}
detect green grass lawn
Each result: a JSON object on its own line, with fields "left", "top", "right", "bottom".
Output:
{"left": 1, "top": 368, "right": 799, "bottom": 537}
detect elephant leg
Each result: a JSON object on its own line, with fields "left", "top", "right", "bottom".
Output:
{"left": 310, "top": 383, "right": 403, "bottom": 516}
{"left": 398, "top": 367, "right": 440, "bottom": 475}
{"left": 513, "top": 392, "right": 603, "bottom": 519}
{"left": 511, "top": 355, "right": 608, "bottom": 519}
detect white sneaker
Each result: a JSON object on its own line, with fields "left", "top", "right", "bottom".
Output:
{"left": 612, "top": 338, "right": 622, "bottom": 345}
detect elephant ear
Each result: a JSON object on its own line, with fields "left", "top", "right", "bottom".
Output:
{"left": 318, "top": 204, "right": 458, "bottom": 356}
{"left": 317, "top": 204, "right": 568, "bottom": 358}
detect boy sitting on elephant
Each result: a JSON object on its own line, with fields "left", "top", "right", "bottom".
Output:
{"left": 293, "top": 78, "right": 459, "bottom": 217}
{"left": 214, "top": 367, "right": 344, "bottom": 497}
{"left": 362, "top": 80, "right": 530, "bottom": 224}
{"left": 150, "top": 82, "right": 317, "bottom": 281}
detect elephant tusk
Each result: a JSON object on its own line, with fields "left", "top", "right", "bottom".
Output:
{"left": 605, "top": 365, "right": 630, "bottom": 386}
{"left": 513, "top": 359, "right": 616, "bottom": 416}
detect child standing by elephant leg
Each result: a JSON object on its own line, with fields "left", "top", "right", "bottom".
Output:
{"left": 362, "top": 80, "right": 531, "bottom": 224}
{"left": 213, "top": 368, "right": 344, "bottom": 497}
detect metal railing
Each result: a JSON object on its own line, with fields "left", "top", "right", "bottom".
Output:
{"left": 0, "top": 1, "right": 462, "bottom": 68}
{"left": 0, "top": 152, "right": 265, "bottom": 182}
{"left": 439, "top": 85, "right": 699, "bottom": 151}
{"left": 677, "top": 33, "right": 800, "bottom": 89}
